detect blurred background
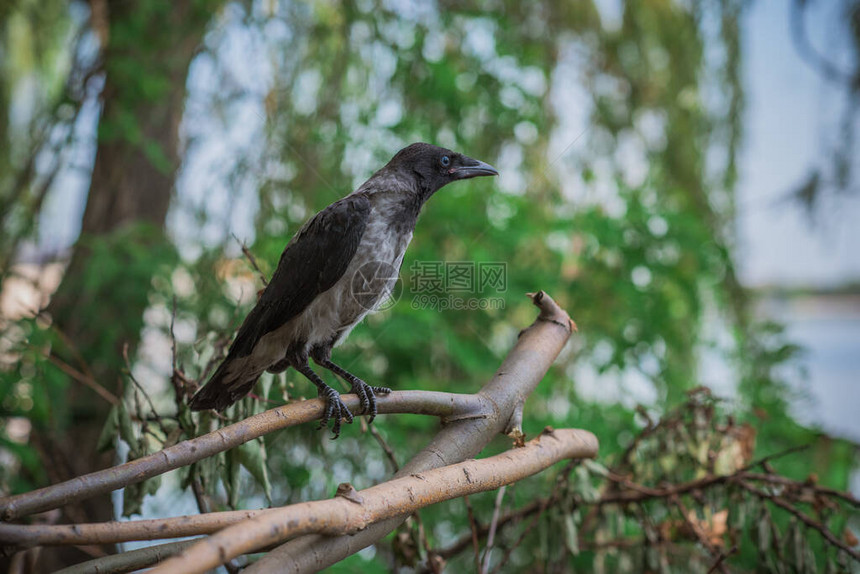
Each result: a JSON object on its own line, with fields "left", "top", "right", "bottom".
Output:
{"left": 1, "top": 0, "right": 858, "bottom": 572}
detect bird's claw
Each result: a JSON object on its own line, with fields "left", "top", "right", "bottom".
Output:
{"left": 349, "top": 380, "right": 392, "bottom": 424}
{"left": 317, "top": 386, "right": 353, "bottom": 439}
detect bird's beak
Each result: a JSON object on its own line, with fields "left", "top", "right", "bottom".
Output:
{"left": 450, "top": 157, "right": 499, "bottom": 180}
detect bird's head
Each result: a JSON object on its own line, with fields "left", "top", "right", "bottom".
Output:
{"left": 385, "top": 142, "right": 498, "bottom": 200}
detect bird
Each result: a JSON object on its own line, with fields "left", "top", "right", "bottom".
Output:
{"left": 189, "top": 143, "right": 498, "bottom": 436}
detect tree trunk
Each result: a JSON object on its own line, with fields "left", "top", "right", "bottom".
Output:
{"left": 32, "top": 2, "right": 221, "bottom": 570}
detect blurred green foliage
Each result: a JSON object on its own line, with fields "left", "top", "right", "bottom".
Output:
{"left": 0, "top": 0, "right": 857, "bottom": 572}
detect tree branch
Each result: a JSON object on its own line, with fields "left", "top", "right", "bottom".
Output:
{"left": 45, "top": 353, "right": 120, "bottom": 406}
{"left": 790, "top": 0, "right": 860, "bottom": 87}
{"left": 669, "top": 495, "right": 729, "bottom": 574}
{"left": 149, "top": 428, "right": 597, "bottom": 574}
{"left": 0, "top": 509, "right": 273, "bottom": 548}
{"left": 0, "top": 290, "right": 576, "bottom": 573}
{"left": 480, "top": 485, "right": 507, "bottom": 574}
{"left": 52, "top": 539, "right": 199, "bottom": 574}
{"left": 595, "top": 465, "right": 860, "bottom": 509}
{"left": 439, "top": 496, "right": 547, "bottom": 560}
{"left": 247, "top": 290, "right": 575, "bottom": 573}
{"left": 0, "top": 391, "right": 487, "bottom": 521}
{"left": 739, "top": 481, "right": 860, "bottom": 563}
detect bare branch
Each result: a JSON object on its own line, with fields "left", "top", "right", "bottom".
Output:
{"left": 743, "top": 443, "right": 810, "bottom": 472}
{"left": 149, "top": 428, "right": 598, "bottom": 574}
{"left": 247, "top": 290, "right": 575, "bottom": 573}
{"left": 742, "top": 472, "right": 859, "bottom": 509}
{"left": 739, "top": 481, "right": 860, "bottom": 563}
{"left": 462, "top": 495, "right": 482, "bottom": 572}
{"left": 790, "top": 0, "right": 860, "bottom": 87}
{"left": 232, "top": 233, "right": 269, "bottom": 287}
{"left": 0, "top": 391, "right": 487, "bottom": 521}
{"left": 707, "top": 546, "right": 739, "bottom": 574}
{"left": 45, "top": 354, "right": 120, "bottom": 406}
{"left": 0, "top": 509, "right": 272, "bottom": 548}
{"left": 52, "top": 539, "right": 199, "bottom": 574}
{"left": 480, "top": 485, "right": 506, "bottom": 574}
{"left": 364, "top": 420, "right": 399, "bottom": 473}
{"left": 487, "top": 460, "right": 577, "bottom": 574}
{"left": 670, "top": 494, "right": 729, "bottom": 574}
{"left": 595, "top": 458, "right": 859, "bottom": 509}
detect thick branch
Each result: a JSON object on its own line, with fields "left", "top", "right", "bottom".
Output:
{"left": 150, "top": 428, "right": 597, "bottom": 574}
{"left": 0, "top": 509, "right": 273, "bottom": 548}
{"left": 0, "top": 391, "right": 486, "bottom": 521}
{"left": 52, "top": 539, "right": 199, "bottom": 574}
{"left": 405, "top": 291, "right": 574, "bottom": 474}
{"left": 249, "top": 290, "right": 574, "bottom": 573}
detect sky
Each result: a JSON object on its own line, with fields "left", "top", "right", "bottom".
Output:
{"left": 737, "top": 0, "right": 860, "bottom": 289}
{"left": 735, "top": 1, "right": 860, "bottom": 445}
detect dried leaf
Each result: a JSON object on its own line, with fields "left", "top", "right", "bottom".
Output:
{"left": 707, "top": 509, "right": 729, "bottom": 547}
{"left": 122, "top": 474, "right": 162, "bottom": 517}
{"left": 715, "top": 424, "right": 756, "bottom": 475}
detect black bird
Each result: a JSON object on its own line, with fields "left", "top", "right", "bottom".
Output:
{"left": 189, "top": 143, "right": 498, "bottom": 436}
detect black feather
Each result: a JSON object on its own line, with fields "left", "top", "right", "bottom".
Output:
{"left": 187, "top": 358, "right": 251, "bottom": 411}
{"left": 189, "top": 194, "right": 371, "bottom": 411}
{"left": 230, "top": 193, "right": 371, "bottom": 357}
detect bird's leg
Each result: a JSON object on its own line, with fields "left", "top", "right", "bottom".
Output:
{"left": 293, "top": 359, "right": 353, "bottom": 438}
{"left": 311, "top": 351, "right": 391, "bottom": 423}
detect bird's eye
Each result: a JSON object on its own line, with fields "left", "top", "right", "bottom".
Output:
{"left": 440, "top": 156, "right": 450, "bottom": 167}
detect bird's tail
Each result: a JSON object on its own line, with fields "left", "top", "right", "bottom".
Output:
{"left": 188, "top": 356, "right": 258, "bottom": 412}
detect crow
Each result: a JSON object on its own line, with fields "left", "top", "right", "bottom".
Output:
{"left": 189, "top": 143, "right": 498, "bottom": 436}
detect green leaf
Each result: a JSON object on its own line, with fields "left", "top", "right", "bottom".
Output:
{"left": 225, "top": 447, "right": 242, "bottom": 509}
{"left": 803, "top": 538, "right": 817, "bottom": 574}
{"left": 582, "top": 459, "right": 609, "bottom": 477}
{"left": 754, "top": 506, "right": 772, "bottom": 557}
{"left": 563, "top": 511, "right": 580, "bottom": 556}
{"left": 239, "top": 438, "right": 273, "bottom": 505}
{"left": 574, "top": 464, "right": 599, "bottom": 503}
{"left": 122, "top": 473, "right": 162, "bottom": 517}
{"left": 117, "top": 400, "right": 137, "bottom": 452}
{"left": 97, "top": 405, "right": 119, "bottom": 453}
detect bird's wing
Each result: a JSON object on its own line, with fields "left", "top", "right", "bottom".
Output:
{"left": 229, "top": 193, "right": 372, "bottom": 358}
